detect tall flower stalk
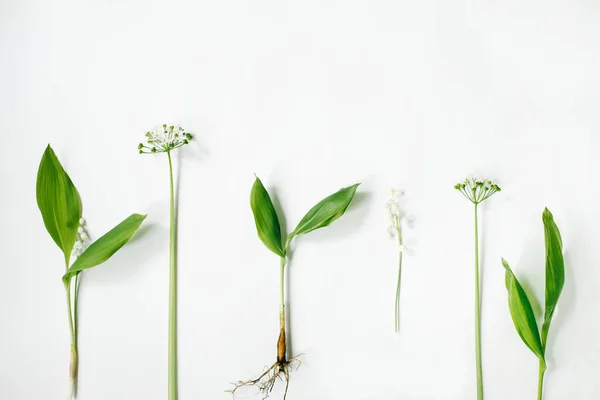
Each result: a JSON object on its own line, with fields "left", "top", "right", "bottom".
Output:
{"left": 386, "top": 189, "right": 406, "bottom": 333}
{"left": 36, "top": 145, "right": 145, "bottom": 398}
{"left": 454, "top": 178, "right": 501, "bottom": 400}
{"left": 139, "top": 124, "right": 192, "bottom": 400}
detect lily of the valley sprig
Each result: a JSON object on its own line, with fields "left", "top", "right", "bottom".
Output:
{"left": 386, "top": 188, "right": 407, "bottom": 333}
{"left": 228, "top": 177, "right": 360, "bottom": 400}
{"left": 502, "top": 208, "right": 565, "bottom": 400}
{"left": 454, "top": 177, "right": 501, "bottom": 400}
{"left": 36, "top": 145, "right": 146, "bottom": 399}
{"left": 138, "top": 124, "right": 192, "bottom": 400}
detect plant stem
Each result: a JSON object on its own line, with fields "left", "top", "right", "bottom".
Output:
{"left": 167, "top": 151, "right": 178, "bottom": 400}
{"left": 394, "top": 232, "right": 403, "bottom": 333}
{"left": 474, "top": 204, "right": 483, "bottom": 400}
{"left": 537, "top": 360, "right": 546, "bottom": 400}
{"left": 74, "top": 274, "right": 80, "bottom": 337}
{"left": 64, "top": 278, "right": 78, "bottom": 398}
{"left": 277, "top": 257, "right": 287, "bottom": 362}
{"left": 279, "top": 257, "right": 286, "bottom": 327}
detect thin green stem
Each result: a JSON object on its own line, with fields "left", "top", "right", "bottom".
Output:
{"left": 64, "top": 276, "right": 78, "bottom": 398}
{"left": 474, "top": 204, "right": 483, "bottom": 400}
{"left": 394, "top": 250, "right": 403, "bottom": 333}
{"left": 72, "top": 274, "right": 80, "bottom": 398}
{"left": 394, "top": 223, "right": 403, "bottom": 333}
{"left": 73, "top": 274, "right": 80, "bottom": 337}
{"left": 167, "top": 151, "right": 178, "bottom": 400}
{"left": 64, "top": 282, "right": 76, "bottom": 354}
{"left": 537, "top": 360, "right": 546, "bottom": 400}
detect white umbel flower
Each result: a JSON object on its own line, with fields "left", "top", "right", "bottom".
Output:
{"left": 138, "top": 124, "right": 193, "bottom": 154}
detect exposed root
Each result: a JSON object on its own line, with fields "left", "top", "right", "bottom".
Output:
{"left": 228, "top": 355, "right": 302, "bottom": 400}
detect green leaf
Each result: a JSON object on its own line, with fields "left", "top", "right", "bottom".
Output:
{"left": 289, "top": 183, "right": 360, "bottom": 240}
{"left": 250, "top": 177, "right": 285, "bottom": 257}
{"left": 36, "top": 145, "right": 82, "bottom": 261}
{"left": 502, "top": 258, "right": 545, "bottom": 362}
{"left": 541, "top": 208, "right": 565, "bottom": 349}
{"left": 62, "top": 214, "right": 146, "bottom": 282}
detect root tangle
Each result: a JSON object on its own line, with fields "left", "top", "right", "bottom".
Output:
{"left": 228, "top": 355, "right": 302, "bottom": 400}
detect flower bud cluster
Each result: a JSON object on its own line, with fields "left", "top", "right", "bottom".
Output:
{"left": 138, "top": 124, "right": 192, "bottom": 154}
{"left": 454, "top": 178, "right": 501, "bottom": 205}
{"left": 72, "top": 218, "right": 90, "bottom": 259}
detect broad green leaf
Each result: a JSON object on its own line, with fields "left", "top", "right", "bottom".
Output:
{"left": 62, "top": 214, "right": 146, "bottom": 282}
{"left": 36, "top": 145, "right": 82, "bottom": 261}
{"left": 502, "top": 258, "right": 545, "bottom": 362}
{"left": 289, "top": 183, "right": 360, "bottom": 240}
{"left": 250, "top": 177, "right": 285, "bottom": 257}
{"left": 541, "top": 208, "right": 565, "bottom": 348}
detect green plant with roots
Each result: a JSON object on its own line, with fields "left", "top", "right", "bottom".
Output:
{"left": 502, "top": 208, "right": 565, "bottom": 400}
{"left": 36, "top": 145, "right": 146, "bottom": 398}
{"left": 138, "top": 124, "right": 193, "bottom": 400}
{"left": 454, "top": 178, "right": 501, "bottom": 400}
{"left": 228, "top": 177, "right": 360, "bottom": 399}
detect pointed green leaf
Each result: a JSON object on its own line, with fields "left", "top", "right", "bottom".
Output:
{"left": 36, "top": 145, "right": 82, "bottom": 261}
{"left": 541, "top": 208, "right": 565, "bottom": 348}
{"left": 250, "top": 177, "right": 285, "bottom": 257}
{"left": 289, "top": 183, "right": 360, "bottom": 240}
{"left": 502, "top": 258, "right": 545, "bottom": 362}
{"left": 62, "top": 214, "right": 146, "bottom": 282}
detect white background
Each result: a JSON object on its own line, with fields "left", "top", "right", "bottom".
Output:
{"left": 1, "top": 1, "right": 599, "bottom": 399}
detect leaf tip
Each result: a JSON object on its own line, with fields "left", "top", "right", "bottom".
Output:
{"left": 42, "top": 144, "right": 54, "bottom": 157}
{"left": 252, "top": 174, "right": 264, "bottom": 186}
{"left": 346, "top": 182, "right": 361, "bottom": 194}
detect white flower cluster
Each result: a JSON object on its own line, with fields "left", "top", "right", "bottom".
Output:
{"left": 71, "top": 218, "right": 90, "bottom": 259}
{"left": 138, "top": 124, "right": 193, "bottom": 154}
{"left": 385, "top": 188, "right": 406, "bottom": 250}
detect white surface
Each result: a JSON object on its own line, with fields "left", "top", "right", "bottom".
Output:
{"left": 1, "top": 1, "right": 599, "bottom": 399}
